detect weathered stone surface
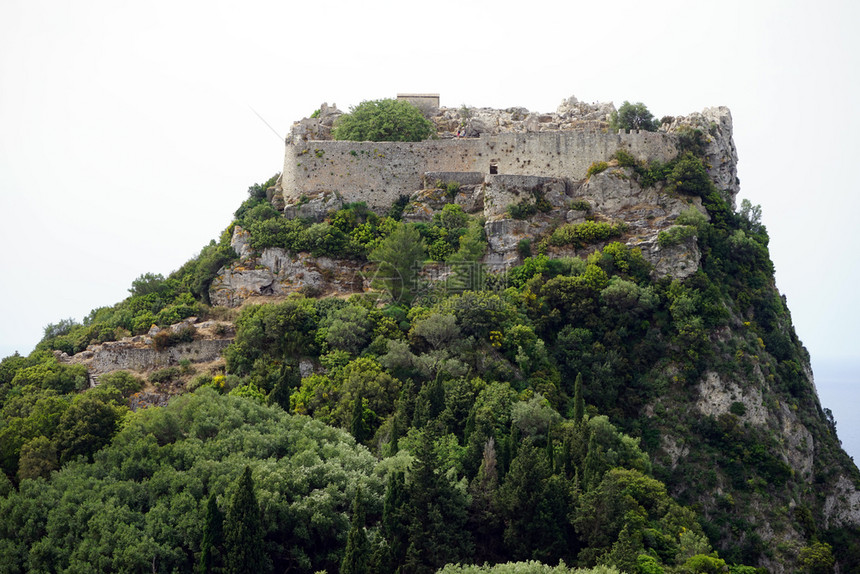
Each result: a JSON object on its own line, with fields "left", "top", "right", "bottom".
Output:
{"left": 635, "top": 233, "right": 701, "bottom": 281}
{"left": 230, "top": 225, "right": 255, "bottom": 260}
{"left": 423, "top": 171, "right": 484, "bottom": 187}
{"left": 483, "top": 218, "right": 532, "bottom": 268}
{"left": 697, "top": 371, "right": 769, "bottom": 426}
{"left": 666, "top": 106, "right": 739, "bottom": 207}
{"left": 482, "top": 175, "right": 566, "bottom": 219}
{"left": 696, "top": 370, "right": 815, "bottom": 481}
{"left": 824, "top": 475, "right": 860, "bottom": 528}
{"left": 454, "top": 186, "right": 484, "bottom": 214}
{"left": 286, "top": 102, "right": 343, "bottom": 144}
{"left": 129, "top": 392, "right": 170, "bottom": 412}
{"left": 60, "top": 319, "right": 234, "bottom": 381}
{"left": 283, "top": 190, "right": 342, "bottom": 221}
{"left": 210, "top": 248, "right": 370, "bottom": 307}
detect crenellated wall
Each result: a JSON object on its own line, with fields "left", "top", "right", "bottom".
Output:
{"left": 281, "top": 129, "right": 679, "bottom": 212}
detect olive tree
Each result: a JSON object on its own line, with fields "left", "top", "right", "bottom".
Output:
{"left": 332, "top": 99, "right": 435, "bottom": 142}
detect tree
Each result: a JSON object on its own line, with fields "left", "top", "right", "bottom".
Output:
{"left": 332, "top": 99, "right": 435, "bottom": 142}
{"left": 799, "top": 542, "right": 835, "bottom": 574}
{"left": 198, "top": 493, "right": 224, "bottom": 574}
{"left": 368, "top": 223, "right": 427, "bottom": 305}
{"left": 224, "top": 466, "right": 266, "bottom": 574}
{"left": 573, "top": 372, "right": 585, "bottom": 424}
{"left": 610, "top": 101, "right": 658, "bottom": 132}
{"left": 341, "top": 489, "right": 371, "bottom": 574}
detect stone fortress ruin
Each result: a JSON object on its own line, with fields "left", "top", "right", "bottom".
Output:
{"left": 210, "top": 95, "right": 741, "bottom": 306}
{"left": 276, "top": 95, "right": 738, "bottom": 214}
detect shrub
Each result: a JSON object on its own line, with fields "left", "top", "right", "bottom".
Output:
{"left": 517, "top": 238, "right": 532, "bottom": 259}
{"left": 657, "top": 225, "right": 696, "bottom": 247}
{"left": 667, "top": 153, "right": 713, "bottom": 197}
{"left": 97, "top": 371, "right": 143, "bottom": 397}
{"left": 332, "top": 99, "right": 435, "bottom": 142}
{"left": 508, "top": 199, "right": 538, "bottom": 220}
{"left": 151, "top": 326, "right": 196, "bottom": 351}
{"left": 587, "top": 161, "right": 609, "bottom": 177}
{"left": 446, "top": 181, "right": 461, "bottom": 199}
{"left": 612, "top": 149, "right": 638, "bottom": 168}
{"left": 507, "top": 192, "right": 552, "bottom": 220}
{"left": 676, "top": 126, "right": 707, "bottom": 157}
{"left": 568, "top": 200, "right": 591, "bottom": 211}
{"left": 148, "top": 367, "right": 181, "bottom": 384}
{"left": 548, "top": 221, "right": 628, "bottom": 248}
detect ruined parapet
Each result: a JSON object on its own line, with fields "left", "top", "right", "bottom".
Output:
{"left": 281, "top": 129, "right": 679, "bottom": 214}
{"left": 57, "top": 319, "right": 235, "bottom": 382}
{"left": 287, "top": 103, "right": 343, "bottom": 144}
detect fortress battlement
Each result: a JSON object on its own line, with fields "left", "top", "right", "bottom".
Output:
{"left": 278, "top": 96, "right": 738, "bottom": 213}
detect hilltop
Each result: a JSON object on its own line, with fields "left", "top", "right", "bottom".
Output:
{"left": 0, "top": 95, "right": 858, "bottom": 574}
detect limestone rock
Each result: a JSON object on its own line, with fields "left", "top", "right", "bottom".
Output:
{"left": 635, "top": 233, "right": 701, "bottom": 281}
{"left": 482, "top": 175, "right": 566, "bottom": 220}
{"left": 209, "top": 248, "right": 369, "bottom": 308}
{"left": 824, "top": 475, "right": 860, "bottom": 528}
{"left": 288, "top": 102, "right": 343, "bottom": 144}
{"left": 230, "top": 225, "right": 255, "bottom": 260}
{"left": 666, "top": 106, "right": 739, "bottom": 207}
{"left": 283, "top": 190, "right": 342, "bottom": 221}
{"left": 483, "top": 218, "right": 531, "bottom": 268}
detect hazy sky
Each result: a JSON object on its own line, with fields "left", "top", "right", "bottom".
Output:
{"left": 1, "top": 0, "right": 858, "bottom": 452}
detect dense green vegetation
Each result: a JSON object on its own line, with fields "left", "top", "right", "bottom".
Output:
{"left": 332, "top": 99, "right": 436, "bottom": 142}
{"left": 609, "top": 102, "right": 659, "bottom": 133}
{"left": 1, "top": 138, "right": 858, "bottom": 573}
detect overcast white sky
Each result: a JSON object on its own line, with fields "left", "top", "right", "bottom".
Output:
{"left": 1, "top": 0, "right": 858, "bottom": 453}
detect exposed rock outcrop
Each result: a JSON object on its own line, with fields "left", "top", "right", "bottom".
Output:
{"left": 57, "top": 318, "right": 234, "bottom": 383}
{"left": 209, "top": 228, "right": 372, "bottom": 307}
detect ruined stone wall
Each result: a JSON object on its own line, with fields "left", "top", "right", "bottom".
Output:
{"left": 282, "top": 139, "right": 484, "bottom": 211}
{"left": 487, "top": 129, "right": 677, "bottom": 181}
{"left": 281, "top": 130, "right": 678, "bottom": 212}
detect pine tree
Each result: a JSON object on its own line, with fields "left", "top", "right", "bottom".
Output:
{"left": 341, "top": 488, "right": 370, "bottom": 574}
{"left": 368, "top": 223, "right": 427, "bottom": 305}
{"left": 224, "top": 466, "right": 265, "bottom": 574}
{"left": 198, "top": 493, "right": 224, "bottom": 574}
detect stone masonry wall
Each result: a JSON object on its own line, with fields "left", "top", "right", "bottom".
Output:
{"left": 282, "top": 139, "right": 483, "bottom": 211}
{"left": 281, "top": 130, "right": 678, "bottom": 212}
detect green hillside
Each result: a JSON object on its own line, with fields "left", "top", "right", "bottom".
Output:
{"left": 1, "top": 110, "right": 858, "bottom": 574}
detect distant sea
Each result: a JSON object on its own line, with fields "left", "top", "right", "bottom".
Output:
{"left": 812, "top": 356, "right": 860, "bottom": 464}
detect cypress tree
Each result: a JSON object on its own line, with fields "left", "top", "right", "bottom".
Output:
{"left": 224, "top": 466, "right": 265, "bottom": 574}
{"left": 376, "top": 472, "right": 407, "bottom": 572}
{"left": 573, "top": 372, "right": 585, "bottom": 424}
{"left": 341, "top": 488, "right": 370, "bottom": 574}
{"left": 268, "top": 362, "right": 299, "bottom": 410}
{"left": 198, "top": 493, "right": 224, "bottom": 574}
{"left": 412, "top": 372, "right": 445, "bottom": 428}
{"left": 350, "top": 395, "right": 368, "bottom": 443}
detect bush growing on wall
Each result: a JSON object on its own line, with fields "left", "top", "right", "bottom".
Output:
{"left": 332, "top": 99, "right": 435, "bottom": 142}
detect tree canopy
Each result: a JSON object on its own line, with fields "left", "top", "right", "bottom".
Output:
{"left": 332, "top": 99, "right": 435, "bottom": 142}
{"left": 609, "top": 101, "right": 658, "bottom": 132}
